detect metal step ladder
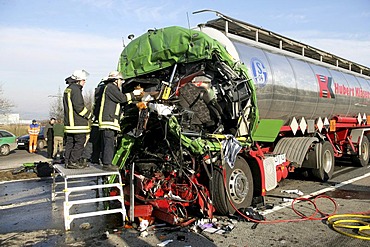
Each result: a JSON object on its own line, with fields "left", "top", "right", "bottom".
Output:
{"left": 51, "top": 164, "right": 126, "bottom": 231}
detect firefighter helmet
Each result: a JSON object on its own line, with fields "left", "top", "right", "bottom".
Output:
{"left": 107, "top": 71, "right": 123, "bottom": 80}
{"left": 71, "top": 69, "right": 89, "bottom": 81}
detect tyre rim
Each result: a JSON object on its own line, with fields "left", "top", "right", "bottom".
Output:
{"left": 1, "top": 145, "right": 9, "bottom": 155}
{"left": 323, "top": 149, "right": 333, "bottom": 173}
{"left": 228, "top": 168, "right": 249, "bottom": 203}
{"left": 362, "top": 141, "right": 369, "bottom": 161}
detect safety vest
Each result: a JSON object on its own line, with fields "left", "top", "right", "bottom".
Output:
{"left": 63, "top": 83, "right": 92, "bottom": 134}
{"left": 98, "top": 82, "right": 133, "bottom": 131}
{"left": 28, "top": 123, "right": 40, "bottom": 136}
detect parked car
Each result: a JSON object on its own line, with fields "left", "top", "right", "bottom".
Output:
{"left": 17, "top": 126, "right": 47, "bottom": 150}
{"left": 0, "top": 129, "right": 17, "bottom": 155}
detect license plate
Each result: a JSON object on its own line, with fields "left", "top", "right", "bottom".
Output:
{"left": 17, "top": 142, "right": 24, "bottom": 145}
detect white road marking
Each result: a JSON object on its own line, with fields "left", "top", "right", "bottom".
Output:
{"left": 262, "top": 171, "right": 370, "bottom": 215}
{"left": 0, "top": 177, "right": 41, "bottom": 184}
{"left": 0, "top": 198, "right": 51, "bottom": 210}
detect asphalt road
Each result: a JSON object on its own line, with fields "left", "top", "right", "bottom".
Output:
{"left": 0, "top": 148, "right": 51, "bottom": 170}
{"left": 0, "top": 153, "right": 369, "bottom": 246}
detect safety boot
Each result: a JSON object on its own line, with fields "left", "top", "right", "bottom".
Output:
{"left": 77, "top": 158, "right": 89, "bottom": 168}
{"left": 66, "top": 161, "right": 86, "bottom": 169}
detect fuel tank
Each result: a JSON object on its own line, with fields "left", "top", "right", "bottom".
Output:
{"left": 199, "top": 27, "right": 370, "bottom": 125}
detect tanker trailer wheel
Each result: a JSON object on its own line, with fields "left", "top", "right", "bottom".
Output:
{"left": 351, "top": 135, "right": 370, "bottom": 167}
{"left": 212, "top": 156, "right": 253, "bottom": 215}
{"left": 312, "top": 141, "right": 335, "bottom": 181}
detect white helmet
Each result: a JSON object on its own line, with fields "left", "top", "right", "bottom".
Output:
{"left": 71, "top": 69, "right": 89, "bottom": 81}
{"left": 107, "top": 70, "right": 123, "bottom": 80}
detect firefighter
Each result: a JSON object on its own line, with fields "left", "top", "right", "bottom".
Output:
{"left": 98, "top": 71, "right": 143, "bottom": 171}
{"left": 28, "top": 119, "right": 41, "bottom": 153}
{"left": 63, "top": 69, "right": 92, "bottom": 169}
{"left": 44, "top": 117, "right": 56, "bottom": 158}
{"left": 89, "top": 79, "right": 106, "bottom": 164}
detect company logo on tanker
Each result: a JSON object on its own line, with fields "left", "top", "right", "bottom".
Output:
{"left": 317, "top": 75, "right": 335, "bottom": 98}
{"left": 250, "top": 58, "right": 267, "bottom": 88}
{"left": 317, "top": 74, "right": 370, "bottom": 99}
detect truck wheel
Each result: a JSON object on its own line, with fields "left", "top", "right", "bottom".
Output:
{"left": 212, "top": 156, "right": 253, "bottom": 215}
{"left": 0, "top": 144, "right": 10, "bottom": 156}
{"left": 351, "top": 135, "right": 369, "bottom": 167}
{"left": 312, "top": 141, "right": 335, "bottom": 181}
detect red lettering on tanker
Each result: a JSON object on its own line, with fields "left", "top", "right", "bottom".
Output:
{"left": 334, "top": 83, "right": 355, "bottom": 97}
{"left": 354, "top": 87, "right": 370, "bottom": 98}
{"left": 317, "top": 74, "right": 370, "bottom": 99}
{"left": 317, "top": 74, "right": 335, "bottom": 98}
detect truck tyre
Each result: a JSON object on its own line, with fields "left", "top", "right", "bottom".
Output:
{"left": 312, "top": 141, "right": 335, "bottom": 181}
{"left": 351, "top": 135, "right": 370, "bottom": 167}
{"left": 212, "top": 156, "right": 253, "bottom": 215}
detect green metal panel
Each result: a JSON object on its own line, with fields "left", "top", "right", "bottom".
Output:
{"left": 252, "top": 119, "right": 284, "bottom": 142}
{"left": 118, "top": 26, "right": 236, "bottom": 79}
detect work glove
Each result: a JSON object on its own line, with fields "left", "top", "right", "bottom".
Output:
{"left": 133, "top": 88, "right": 144, "bottom": 96}
{"left": 133, "top": 87, "right": 144, "bottom": 101}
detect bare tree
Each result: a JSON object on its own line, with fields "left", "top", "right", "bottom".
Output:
{"left": 0, "top": 84, "right": 14, "bottom": 115}
{"left": 83, "top": 89, "right": 94, "bottom": 114}
{"left": 49, "top": 87, "right": 63, "bottom": 120}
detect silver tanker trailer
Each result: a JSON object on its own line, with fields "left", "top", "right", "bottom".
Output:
{"left": 200, "top": 11, "right": 370, "bottom": 182}
{"left": 112, "top": 11, "right": 370, "bottom": 220}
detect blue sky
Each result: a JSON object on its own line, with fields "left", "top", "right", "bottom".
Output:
{"left": 1, "top": 0, "right": 370, "bottom": 120}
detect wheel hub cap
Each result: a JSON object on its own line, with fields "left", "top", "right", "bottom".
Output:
{"left": 228, "top": 169, "right": 249, "bottom": 203}
{"left": 323, "top": 150, "right": 333, "bottom": 173}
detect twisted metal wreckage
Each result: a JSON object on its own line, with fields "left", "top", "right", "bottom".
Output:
{"left": 111, "top": 25, "right": 258, "bottom": 225}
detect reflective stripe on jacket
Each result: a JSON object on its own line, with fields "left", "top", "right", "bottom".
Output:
{"left": 98, "top": 82, "right": 134, "bottom": 131}
{"left": 63, "top": 83, "right": 91, "bottom": 134}
{"left": 28, "top": 124, "right": 40, "bottom": 136}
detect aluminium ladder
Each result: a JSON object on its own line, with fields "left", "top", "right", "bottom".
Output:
{"left": 51, "top": 164, "right": 126, "bottom": 231}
